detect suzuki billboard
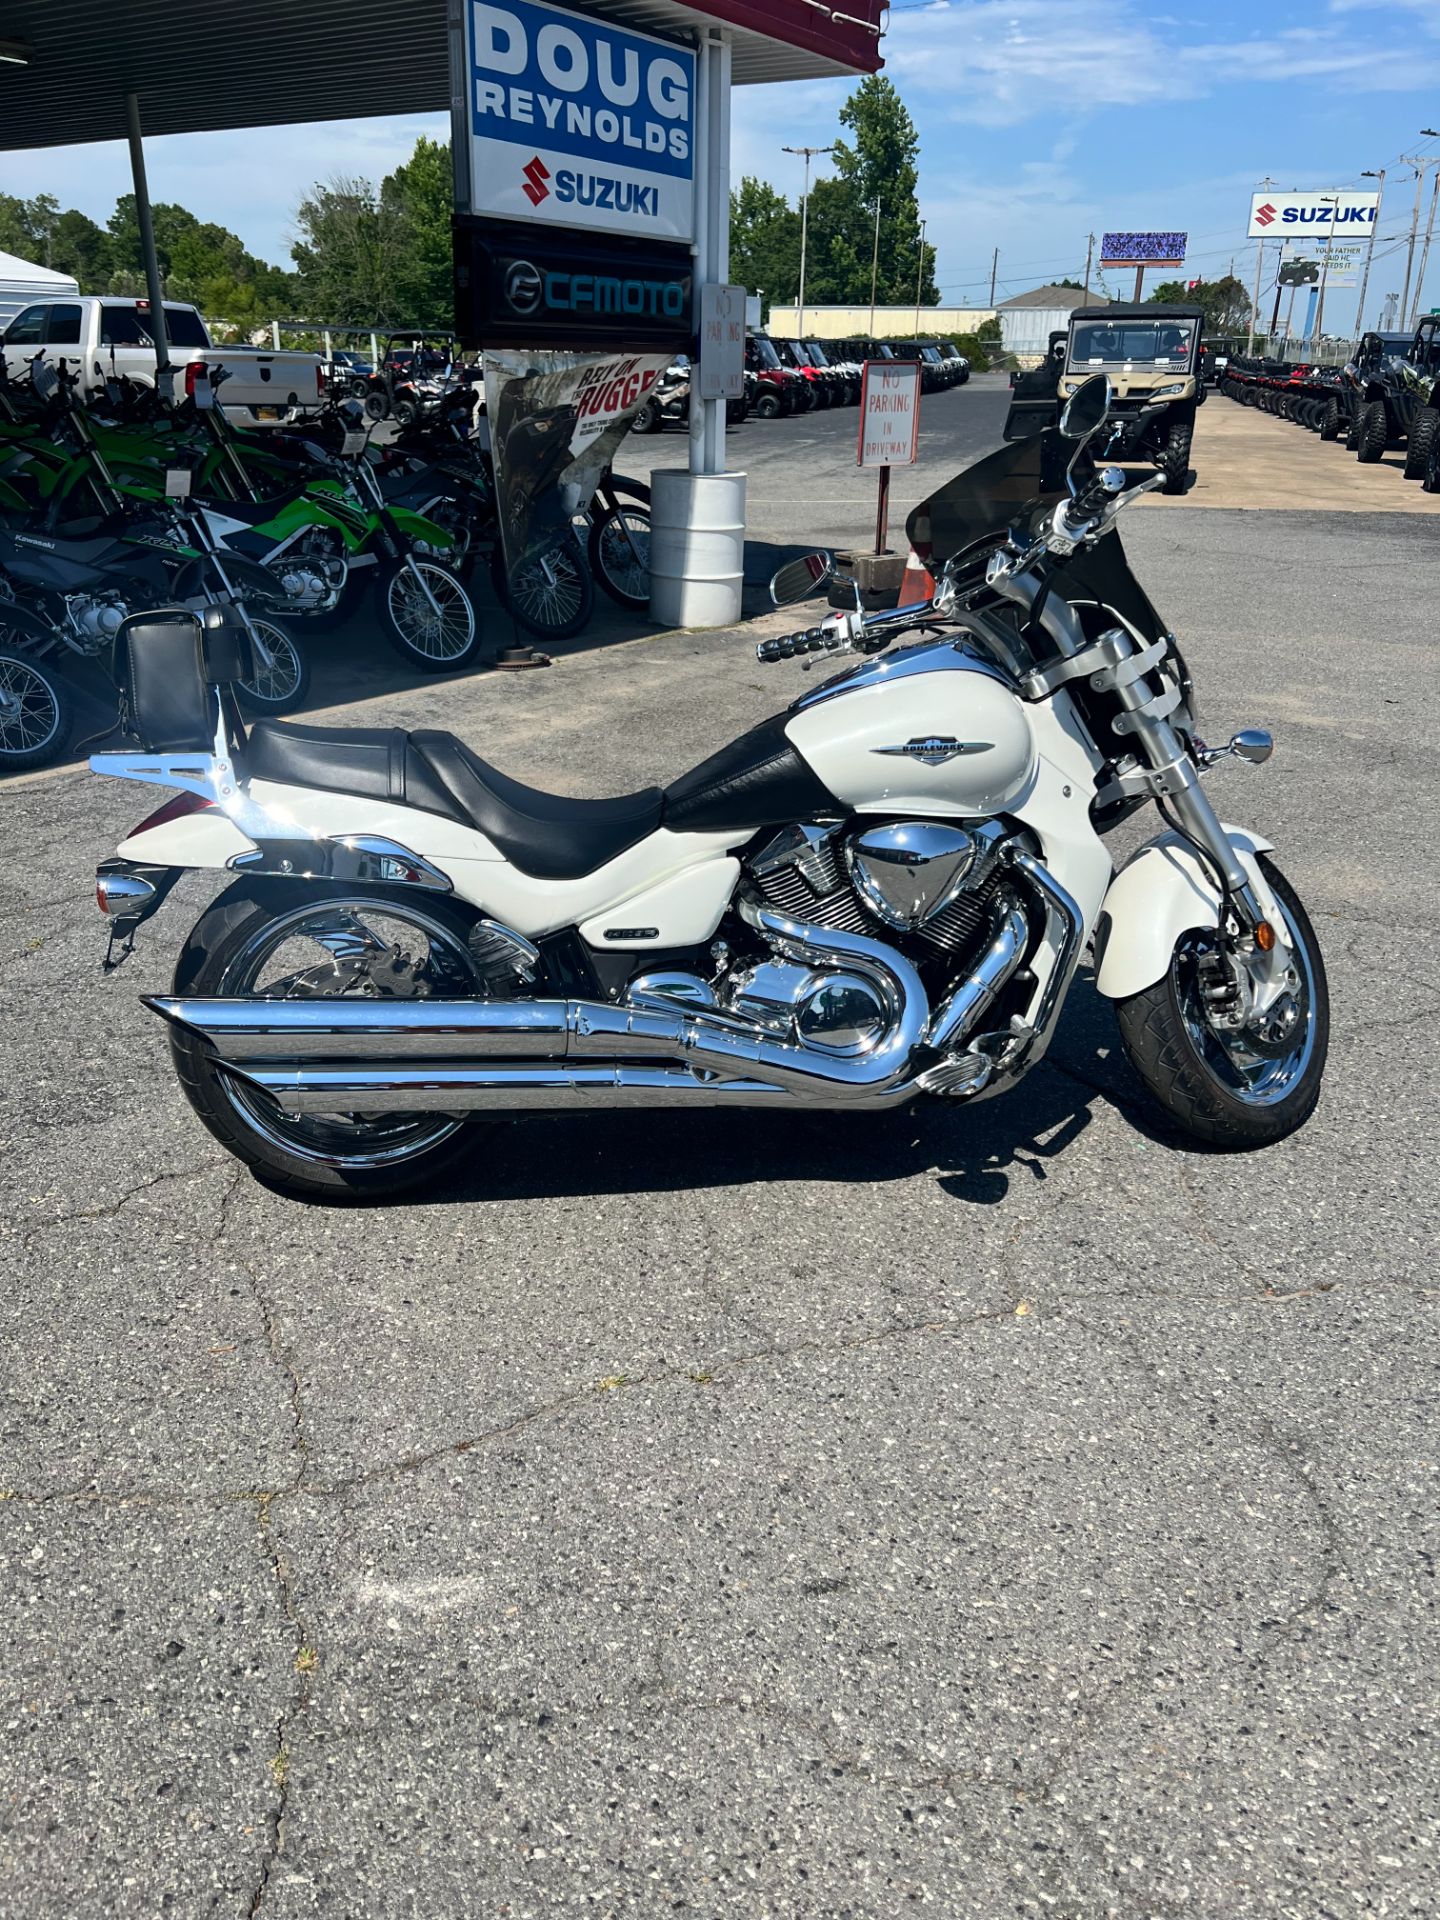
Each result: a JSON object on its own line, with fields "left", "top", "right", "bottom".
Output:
{"left": 1248, "top": 191, "right": 1380, "bottom": 239}
{"left": 463, "top": 0, "right": 696, "bottom": 242}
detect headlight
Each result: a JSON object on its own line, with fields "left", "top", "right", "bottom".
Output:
{"left": 1151, "top": 382, "right": 1187, "bottom": 397}
{"left": 412, "top": 539, "right": 438, "bottom": 558}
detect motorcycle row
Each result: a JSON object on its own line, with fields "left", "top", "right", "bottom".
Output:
{"left": 0, "top": 352, "right": 653, "bottom": 773}
{"left": 632, "top": 336, "right": 972, "bottom": 432}
{"left": 1221, "top": 347, "right": 1440, "bottom": 488}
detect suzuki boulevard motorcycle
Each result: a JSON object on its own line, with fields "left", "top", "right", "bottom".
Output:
{"left": 88, "top": 377, "right": 1327, "bottom": 1200}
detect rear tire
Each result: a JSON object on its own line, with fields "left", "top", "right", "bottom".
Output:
{"left": 1115, "top": 857, "right": 1327, "bottom": 1149}
{"left": 0, "top": 648, "right": 69, "bottom": 771}
{"left": 1160, "top": 420, "right": 1193, "bottom": 495}
{"left": 1318, "top": 396, "right": 1341, "bottom": 440}
{"left": 1355, "top": 400, "right": 1388, "bottom": 462}
{"left": 167, "top": 882, "right": 490, "bottom": 1201}
{"left": 1402, "top": 407, "right": 1437, "bottom": 479}
{"left": 587, "top": 501, "right": 651, "bottom": 611}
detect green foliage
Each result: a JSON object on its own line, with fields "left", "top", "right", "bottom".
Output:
{"left": 292, "top": 176, "right": 410, "bottom": 326}
{"left": 382, "top": 136, "right": 455, "bottom": 328}
{"left": 1149, "top": 275, "right": 1252, "bottom": 337}
{"left": 977, "top": 316, "right": 1002, "bottom": 343}
{"left": 728, "top": 76, "right": 938, "bottom": 312}
{"left": 728, "top": 177, "right": 800, "bottom": 314}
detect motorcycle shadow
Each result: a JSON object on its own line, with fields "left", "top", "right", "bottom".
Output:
{"left": 405, "top": 971, "right": 1172, "bottom": 1212}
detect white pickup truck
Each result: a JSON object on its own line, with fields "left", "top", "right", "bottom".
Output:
{"left": 0, "top": 295, "right": 323, "bottom": 426}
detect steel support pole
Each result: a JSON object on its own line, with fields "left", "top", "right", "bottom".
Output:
{"left": 124, "top": 92, "right": 169, "bottom": 372}
{"left": 1401, "top": 161, "right": 1427, "bottom": 323}
{"left": 688, "top": 35, "right": 712, "bottom": 478}
{"left": 868, "top": 199, "right": 881, "bottom": 336}
{"left": 1247, "top": 237, "right": 1264, "bottom": 355}
{"left": 703, "top": 31, "right": 731, "bottom": 476}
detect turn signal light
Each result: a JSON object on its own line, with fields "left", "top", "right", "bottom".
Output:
{"left": 1255, "top": 921, "right": 1276, "bottom": 952}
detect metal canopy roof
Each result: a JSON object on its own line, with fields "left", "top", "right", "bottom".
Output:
{"left": 0, "top": 0, "right": 883, "bottom": 151}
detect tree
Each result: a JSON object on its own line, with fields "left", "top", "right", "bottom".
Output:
{"left": 292, "top": 176, "right": 409, "bottom": 325}
{"left": 1150, "top": 276, "right": 1252, "bottom": 337}
{"left": 729, "top": 177, "right": 800, "bottom": 312}
{"left": 382, "top": 136, "right": 454, "bottom": 327}
{"left": 789, "top": 77, "right": 937, "bottom": 310}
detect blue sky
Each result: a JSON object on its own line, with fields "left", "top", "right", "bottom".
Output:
{"left": 4, "top": 0, "right": 1440, "bottom": 334}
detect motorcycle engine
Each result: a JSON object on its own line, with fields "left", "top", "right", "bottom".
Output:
{"left": 746, "top": 820, "right": 1011, "bottom": 956}
{"left": 271, "top": 561, "right": 343, "bottom": 609}
{"left": 64, "top": 593, "right": 128, "bottom": 647}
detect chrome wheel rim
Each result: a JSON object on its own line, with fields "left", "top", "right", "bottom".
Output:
{"left": 506, "top": 543, "right": 585, "bottom": 630}
{"left": 216, "top": 896, "right": 480, "bottom": 1167}
{"left": 388, "top": 562, "right": 475, "bottom": 662}
{"left": 1175, "top": 903, "right": 1319, "bottom": 1107}
{"left": 0, "top": 651, "right": 62, "bottom": 758}
{"left": 597, "top": 509, "right": 650, "bottom": 601}
{"left": 240, "top": 624, "right": 303, "bottom": 706}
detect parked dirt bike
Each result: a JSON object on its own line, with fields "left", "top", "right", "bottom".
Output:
{"left": 88, "top": 376, "right": 1327, "bottom": 1199}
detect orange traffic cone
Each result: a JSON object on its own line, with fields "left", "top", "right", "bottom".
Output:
{"left": 899, "top": 534, "right": 935, "bottom": 606}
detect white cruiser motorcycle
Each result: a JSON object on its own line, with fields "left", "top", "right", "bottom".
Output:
{"left": 91, "top": 377, "right": 1327, "bottom": 1200}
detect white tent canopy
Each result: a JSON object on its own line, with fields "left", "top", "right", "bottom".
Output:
{"left": 0, "top": 249, "right": 82, "bottom": 331}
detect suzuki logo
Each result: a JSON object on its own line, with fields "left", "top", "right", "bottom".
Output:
{"left": 503, "top": 260, "right": 543, "bottom": 315}
{"left": 522, "top": 156, "right": 551, "bottom": 207}
{"left": 1255, "top": 202, "right": 1277, "bottom": 227}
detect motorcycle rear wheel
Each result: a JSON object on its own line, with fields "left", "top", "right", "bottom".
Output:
{"left": 169, "top": 883, "right": 490, "bottom": 1200}
{"left": 1115, "top": 856, "right": 1328, "bottom": 1149}
{"left": 490, "top": 534, "right": 595, "bottom": 641}
{"left": 587, "top": 501, "right": 651, "bottom": 610}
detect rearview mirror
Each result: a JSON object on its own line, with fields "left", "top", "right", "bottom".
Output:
{"left": 769, "top": 551, "right": 836, "bottom": 608}
{"left": 1059, "top": 373, "right": 1111, "bottom": 440}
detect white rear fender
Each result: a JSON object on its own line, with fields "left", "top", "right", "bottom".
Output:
{"left": 1094, "top": 824, "right": 1277, "bottom": 1001}
{"left": 118, "top": 806, "right": 256, "bottom": 869}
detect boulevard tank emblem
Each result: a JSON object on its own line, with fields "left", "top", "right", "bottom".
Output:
{"left": 872, "top": 736, "right": 993, "bottom": 767}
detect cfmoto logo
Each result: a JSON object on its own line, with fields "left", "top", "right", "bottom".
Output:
{"left": 522, "top": 156, "right": 551, "bottom": 207}
{"left": 504, "top": 260, "right": 543, "bottom": 315}
{"left": 1255, "top": 202, "right": 1277, "bottom": 227}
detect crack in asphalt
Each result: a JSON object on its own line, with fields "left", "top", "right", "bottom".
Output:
{"left": 13, "top": 1160, "right": 222, "bottom": 1238}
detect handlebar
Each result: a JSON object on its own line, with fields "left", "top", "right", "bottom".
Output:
{"left": 756, "top": 621, "right": 854, "bottom": 663}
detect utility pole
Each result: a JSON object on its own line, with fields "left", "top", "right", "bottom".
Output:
{"left": 913, "top": 217, "right": 927, "bottom": 333}
{"left": 868, "top": 198, "right": 881, "bottom": 336}
{"left": 1247, "top": 176, "right": 1276, "bottom": 355}
{"left": 1313, "top": 194, "right": 1339, "bottom": 358}
{"left": 1356, "top": 168, "right": 1386, "bottom": 336}
{"left": 1399, "top": 136, "right": 1439, "bottom": 323}
{"left": 1082, "top": 232, "right": 1094, "bottom": 298}
{"left": 782, "top": 143, "right": 836, "bottom": 338}
{"left": 988, "top": 247, "right": 998, "bottom": 306}
{"left": 1410, "top": 167, "right": 1440, "bottom": 325}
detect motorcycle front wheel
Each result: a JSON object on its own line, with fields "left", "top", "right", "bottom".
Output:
{"left": 236, "top": 620, "right": 310, "bottom": 715}
{"left": 587, "top": 501, "right": 651, "bottom": 610}
{"left": 0, "top": 648, "right": 69, "bottom": 771}
{"left": 168, "top": 883, "right": 491, "bottom": 1200}
{"left": 1115, "top": 856, "right": 1328, "bottom": 1148}
{"left": 379, "top": 558, "right": 483, "bottom": 670}
{"left": 490, "top": 534, "right": 595, "bottom": 640}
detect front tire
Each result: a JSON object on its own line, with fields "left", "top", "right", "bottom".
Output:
{"left": 0, "top": 648, "right": 69, "bottom": 770}
{"left": 168, "top": 883, "right": 490, "bottom": 1201}
{"left": 236, "top": 621, "right": 310, "bottom": 715}
{"left": 1355, "top": 400, "right": 1388, "bottom": 462}
{"left": 1402, "top": 407, "right": 1437, "bottom": 479}
{"left": 379, "top": 558, "right": 482, "bottom": 670}
{"left": 1318, "top": 396, "right": 1342, "bottom": 440}
{"left": 755, "top": 389, "right": 782, "bottom": 420}
{"left": 587, "top": 501, "right": 651, "bottom": 611}
{"left": 490, "top": 534, "right": 594, "bottom": 641}
{"left": 1115, "top": 856, "right": 1328, "bottom": 1149}
{"left": 1160, "top": 419, "right": 1193, "bottom": 495}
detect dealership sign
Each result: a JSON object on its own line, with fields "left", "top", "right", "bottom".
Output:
{"left": 453, "top": 215, "right": 693, "bottom": 349}
{"left": 463, "top": 0, "right": 695, "bottom": 241}
{"left": 1099, "top": 231, "right": 1187, "bottom": 268}
{"left": 1249, "top": 191, "right": 1379, "bottom": 239}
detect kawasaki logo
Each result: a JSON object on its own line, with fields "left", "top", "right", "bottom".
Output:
{"left": 522, "top": 156, "right": 550, "bottom": 207}
{"left": 1255, "top": 202, "right": 1277, "bottom": 227}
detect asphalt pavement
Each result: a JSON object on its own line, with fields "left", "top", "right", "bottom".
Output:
{"left": 3, "top": 376, "right": 1438, "bottom": 1919}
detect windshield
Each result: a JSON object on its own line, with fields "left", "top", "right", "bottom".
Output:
{"left": 920, "top": 347, "right": 944, "bottom": 363}
{"left": 1070, "top": 320, "right": 1194, "bottom": 368}
{"left": 804, "top": 343, "right": 832, "bottom": 367}
{"left": 749, "top": 336, "right": 783, "bottom": 371}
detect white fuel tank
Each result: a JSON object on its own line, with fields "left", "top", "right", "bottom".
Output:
{"left": 784, "top": 643, "right": 1038, "bottom": 818}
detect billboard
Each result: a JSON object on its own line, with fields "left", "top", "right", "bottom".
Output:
{"left": 453, "top": 215, "right": 693, "bottom": 349}
{"left": 1099, "top": 231, "right": 1187, "bottom": 268}
{"left": 1279, "top": 239, "right": 1364, "bottom": 290}
{"left": 1249, "top": 191, "right": 1379, "bottom": 239}
{"left": 463, "top": 0, "right": 696, "bottom": 242}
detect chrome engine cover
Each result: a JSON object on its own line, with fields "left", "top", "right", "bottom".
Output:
{"left": 845, "top": 822, "right": 976, "bottom": 933}
{"left": 721, "top": 957, "right": 889, "bottom": 1056}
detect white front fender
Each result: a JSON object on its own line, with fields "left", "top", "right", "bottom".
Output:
{"left": 1094, "top": 823, "right": 1276, "bottom": 1001}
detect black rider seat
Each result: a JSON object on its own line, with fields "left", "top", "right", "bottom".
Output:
{"left": 246, "top": 720, "right": 662, "bottom": 881}
{"left": 205, "top": 483, "right": 316, "bottom": 525}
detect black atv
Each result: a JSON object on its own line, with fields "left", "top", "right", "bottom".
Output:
{"left": 1345, "top": 320, "right": 1440, "bottom": 474}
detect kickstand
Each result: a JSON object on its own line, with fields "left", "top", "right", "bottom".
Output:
{"left": 102, "top": 925, "right": 137, "bottom": 972}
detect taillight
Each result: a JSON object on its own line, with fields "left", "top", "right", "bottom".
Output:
{"left": 97, "top": 869, "right": 157, "bottom": 917}
{"left": 185, "top": 360, "right": 208, "bottom": 398}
